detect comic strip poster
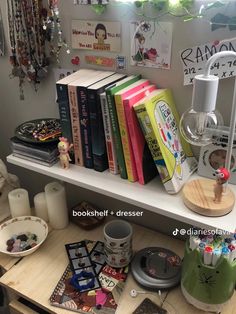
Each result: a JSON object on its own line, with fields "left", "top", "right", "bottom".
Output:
{"left": 72, "top": 20, "right": 121, "bottom": 52}
{"left": 130, "top": 21, "right": 173, "bottom": 69}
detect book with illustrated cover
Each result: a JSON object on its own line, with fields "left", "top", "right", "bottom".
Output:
{"left": 114, "top": 79, "right": 150, "bottom": 182}
{"left": 123, "top": 85, "right": 158, "bottom": 185}
{"left": 105, "top": 75, "right": 141, "bottom": 179}
{"left": 134, "top": 89, "right": 197, "bottom": 194}
{"left": 50, "top": 240, "right": 128, "bottom": 314}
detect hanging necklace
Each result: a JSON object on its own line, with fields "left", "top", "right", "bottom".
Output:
{"left": 7, "top": 0, "right": 70, "bottom": 99}
{"left": 7, "top": 0, "right": 49, "bottom": 99}
{"left": 47, "top": 0, "right": 70, "bottom": 63}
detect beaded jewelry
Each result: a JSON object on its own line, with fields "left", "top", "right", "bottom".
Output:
{"left": 47, "top": 0, "right": 70, "bottom": 63}
{"left": 7, "top": 0, "right": 70, "bottom": 99}
{"left": 7, "top": 0, "right": 48, "bottom": 99}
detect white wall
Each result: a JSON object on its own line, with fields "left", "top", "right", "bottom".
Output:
{"left": 0, "top": 0, "right": 235, "bottom": 232}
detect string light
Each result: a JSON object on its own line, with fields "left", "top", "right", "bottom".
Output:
{"left": 169, "top": 0, "right": 180, "bottom": 7}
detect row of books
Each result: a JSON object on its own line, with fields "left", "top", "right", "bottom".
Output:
{"left": 56, "top": 69, "right": 197, "bottom": 194}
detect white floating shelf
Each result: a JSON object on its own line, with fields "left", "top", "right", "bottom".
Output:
{"left": 7, "top": 154, "right": 236, "bottom": 233}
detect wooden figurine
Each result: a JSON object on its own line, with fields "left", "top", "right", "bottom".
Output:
{"left": 213, "top": 167, "right": 230, "bottom": 203}
{"left": 58, "top": 137, "right": 73, "bottom": 169}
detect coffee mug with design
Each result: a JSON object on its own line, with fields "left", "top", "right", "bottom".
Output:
{"left": 103, "top": 220, "right": 133, "bottom": 268}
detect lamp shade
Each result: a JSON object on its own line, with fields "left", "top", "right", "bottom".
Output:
{"left": 192, "top": 74, "right": 219, "bottom": 113}
{"left": 180, "top": 74, "right": 223, "bottom": 146}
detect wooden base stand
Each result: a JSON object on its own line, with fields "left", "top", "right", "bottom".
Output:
{"left": 182, "top": 178, "right": 235, "bottom": 216}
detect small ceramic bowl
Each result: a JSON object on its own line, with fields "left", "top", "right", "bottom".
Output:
{"left": 0, "top": 216, "right": 48, "bottom": 257}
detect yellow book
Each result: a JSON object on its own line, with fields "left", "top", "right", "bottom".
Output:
{"left": 134, "top": 89, "right": 197, "bottom": 194}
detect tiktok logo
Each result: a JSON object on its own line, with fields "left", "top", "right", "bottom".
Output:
{"left": 173, "top": 228, "right": 179, "bottom": 236}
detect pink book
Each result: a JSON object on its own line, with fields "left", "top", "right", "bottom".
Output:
{"left": 124, "top": 85, "right": 158, "bottom": 184}
{"left": 114, "top": 79, "right": 150, "bottom": 182}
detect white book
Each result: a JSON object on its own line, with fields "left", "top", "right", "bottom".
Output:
{"left": 100, "top": 92, "right": 119, "bottom": 175}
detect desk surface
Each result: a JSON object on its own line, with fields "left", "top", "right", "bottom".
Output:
{"left": 0, "top": 221, "right": 235, "bottom": 314}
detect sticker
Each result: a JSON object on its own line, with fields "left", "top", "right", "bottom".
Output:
{"left": 85, "top": 55, "right": 115, "bottom": 67}
{"left": 116, "top": 55, "right": 126, "bottom": 70}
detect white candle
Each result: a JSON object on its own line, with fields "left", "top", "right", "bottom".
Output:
{"left": 34, "top": 192, "right": 49, "bottom": 222}
{"left": 8, "top": 188, "right": 31, "bottom": 218}
{"left": 44, "top": 182, "right": 69, "bottom": 229}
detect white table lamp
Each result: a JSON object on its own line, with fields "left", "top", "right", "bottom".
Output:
{"left": 180, "top": 51, "right": 236, "bottom": 216}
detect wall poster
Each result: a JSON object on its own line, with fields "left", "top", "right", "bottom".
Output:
{"left": 72, "top": 20, "right": 121, "bottom": 52}
{"left": 130, "top": 21, "right": 173, "bottom": 70}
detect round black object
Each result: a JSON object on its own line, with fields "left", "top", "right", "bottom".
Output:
{"left": 131, "top": 247, "right": 182, "bottom": 290}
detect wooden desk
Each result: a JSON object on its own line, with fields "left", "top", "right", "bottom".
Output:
{"left": 0, "top": 221, "right": 235, "bottom": 314}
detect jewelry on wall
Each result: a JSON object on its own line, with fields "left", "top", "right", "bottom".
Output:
{"left": 46, "top": 0, "right": 70, "bottom": 63}
{"left": 7, "top": 0, "right": 70, "bottom": 100}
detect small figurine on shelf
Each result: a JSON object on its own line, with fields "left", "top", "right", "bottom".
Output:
{"left": 213, "top": 167, "right": 230, "bottom": 203}
{"left": 58, "top": 137, "right": 73, "bottom": 169}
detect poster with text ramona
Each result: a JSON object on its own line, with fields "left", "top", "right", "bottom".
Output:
{"left": 130, "top": 21, "right": 173, "bottom": 69}
{"left": 72, "top": 20, "right": 121, "bottom": 52}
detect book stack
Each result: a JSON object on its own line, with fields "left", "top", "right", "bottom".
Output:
{"left": 56, "top": 69, "right": 197, "bottom": 193}
{"left": 10, "top": 137, "right": 58, "bottom": 167}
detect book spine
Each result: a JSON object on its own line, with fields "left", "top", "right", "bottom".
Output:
{"left": 100, "top": 94, "right": 119, "bottom": 175}
{"left": 125, "top": 103, "right": 157, "bottom": 185}
{"left": 114, "top": 95, "right": 138, "bottom": 182}
{"left": 56, "top": 83, "right": 74, "bottom": 163}
{"left": 134, "top": 104, "right": 165, "bottom": 180}
{"left": 106, "top": 91, "right": 127, "bottom": 179}
{"left": 77, "top": 87, "right": 93, "bottom": 168}
{"left": 88, "top": 90, "right": 108, "bottom": 172}
{"left": 68, "top": 85, "right": 84, "bottom": 166}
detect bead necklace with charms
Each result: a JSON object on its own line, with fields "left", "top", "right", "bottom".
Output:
{"left": 47, "top": 0, "right": 70, "bottom": 63}
{"left": 7, "top": 0, "right": 70, "bottom": 99}
{"left": 7, "top": 0, "right": 48, "bottom": 99}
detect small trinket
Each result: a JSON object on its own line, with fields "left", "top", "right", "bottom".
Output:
{"left": 58, "top": 137, "right": 73, "bottom": 169}
{"left": 6, "top": 232, "right": 39, "bottom": 253}
{"left": 213, "top": 167, "right": 230, "bottom": 203}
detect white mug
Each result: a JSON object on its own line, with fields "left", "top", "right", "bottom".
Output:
{"left": 103, "top": 220, "right": 133, "bottom": 268}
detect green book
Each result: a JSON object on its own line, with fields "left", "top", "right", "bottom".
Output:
{"left": 105, "top": 75, "right": 141, "bottom": 179}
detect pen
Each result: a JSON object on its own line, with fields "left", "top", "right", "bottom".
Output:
{"left": 204, "top": 246, "right": 213, "bottom": 265}
{"left": 212, "top": 248, "right": 221, "bottom": 266}
{"left": 222, "top": 247, "right": 230, "bottom": 260}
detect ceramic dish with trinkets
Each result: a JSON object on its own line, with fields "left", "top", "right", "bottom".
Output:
{"left": 0, "top": 216, "right": 48, "bottom": 257}
{"left": 15, "top": 118, "right": 61, "bottom": 144}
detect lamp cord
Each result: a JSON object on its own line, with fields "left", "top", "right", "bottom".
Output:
{"left": 158, "top": 290, "right": 178, "bottom": 314}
